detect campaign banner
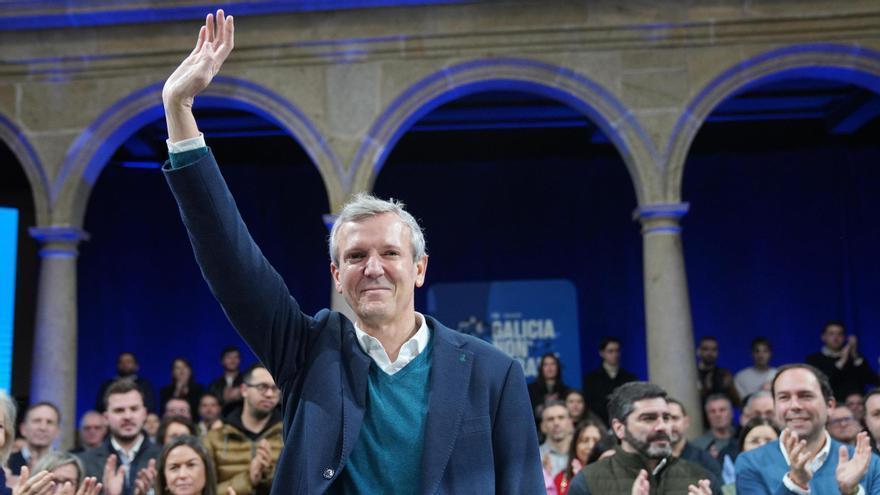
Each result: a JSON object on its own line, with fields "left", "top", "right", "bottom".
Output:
{"left": 426, "top": 279, "right": 581, "bottom": 387}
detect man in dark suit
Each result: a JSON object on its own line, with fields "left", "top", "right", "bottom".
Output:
{"left": 806, "top": 321, "right": 878, "bottom": 402}
{"left": 582, "top": 337, "right": 638, "bottom": 424}
{"left": 160, "top": 10, "right": 543, "bottom": 494}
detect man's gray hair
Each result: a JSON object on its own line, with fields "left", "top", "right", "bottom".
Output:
{"left": 0, "top": 392, "right": 16, "bottom": 465}
{"left": 328, "top": 193, "right": 426, "bottom": 266}
{"left": 607, "top": 381, "right": 667, "bottom": 424}
{"left": 744, "top": 390, "right": 772, "bottom": 412}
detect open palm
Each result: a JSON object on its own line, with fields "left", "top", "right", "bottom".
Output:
{"left": 163, "top": 9, "right": 234, "bottom": 106}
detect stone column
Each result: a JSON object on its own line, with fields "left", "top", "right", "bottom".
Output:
{"left": 28, "top": 225, "right": 89, "bottom": 450}
{"left": 323, "top": 214, "right": 357, "bottom": 322}
{"left": 635, "top": 203, "right": 701, "bottom": 439}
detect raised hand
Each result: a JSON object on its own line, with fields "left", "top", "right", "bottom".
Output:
{"left": 836, "top": 431, "right": 871, "bottom": 494}
{"left": 688, "top": 479, "right": 712, "bottom": 495}
{"left": 13, "top": 467, "right": 55, "bottom": 495}
{"left": 102, "top": 454, "right": 126, "bottom": 495}
{"left": 630, "top": 469, "right": 649, "bottom": 495}
{"left": 249, "top": 439, "right": 272, "bottom": 485}
{"left": 163, "top": 9, "right": 234, "bottom": 107}
{"left": 133, "top": 458, "right": 157, "bottom": 495}
{"left": 74, "top": 477, "right": 103, "bottom": 495}
{"left": 781, "top": 428, "right": 812, "bottom": 490}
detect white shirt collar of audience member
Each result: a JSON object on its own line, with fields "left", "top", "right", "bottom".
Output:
{"left": 354, "top": 312, "right": 429, "bottom": 375}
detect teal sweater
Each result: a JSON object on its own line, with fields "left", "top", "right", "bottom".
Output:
{"left": 341, "top": 338, "right": 433, "bottom": 494}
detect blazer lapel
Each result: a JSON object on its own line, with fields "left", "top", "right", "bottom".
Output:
{"left": 340, "top": 324, "right": 371, "bottom": 467}
{"left": 419, "top": 323, "right": 474, "bottom": 494}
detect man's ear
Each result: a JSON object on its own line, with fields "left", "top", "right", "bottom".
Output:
{"left": 414, "top": 255, "right": 428, "bottom": 288}
{"left": 611, "top": 418, "right": 626, "bottom": 441}
{"left": 330, "top": 263, "right": 342, "bottom": 293}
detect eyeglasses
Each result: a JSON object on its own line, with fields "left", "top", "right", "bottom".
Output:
{"left": 828, "top": 417, "right": 855, "bottom": 426}
{"left": 245, "top": 382, "right": 279, "bottom": 394}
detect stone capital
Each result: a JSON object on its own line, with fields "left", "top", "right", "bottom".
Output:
{"left": 29, "top": 226, "right": 90, "bottom": 257}
{"left": 633, "top": 202, "right": 689, "bottom": 235}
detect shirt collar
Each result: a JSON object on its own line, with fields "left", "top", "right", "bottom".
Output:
{"left": 110, "top": 433, "right": 145, "bottom": 461}
{"left": 780, "top": 430, "right": 832, "bottom": 474}
{"left": 354, "top": 312, "right": 429, "bottom": 375}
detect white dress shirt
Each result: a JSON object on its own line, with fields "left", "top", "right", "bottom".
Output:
{"left": 353, "top": 312, "right": 429, "bottom": 375}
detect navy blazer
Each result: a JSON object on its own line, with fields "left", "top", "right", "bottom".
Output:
{"left": 164, "top": 151, "right": 544, "bottom": 494}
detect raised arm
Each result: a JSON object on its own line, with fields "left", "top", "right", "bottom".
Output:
{"left": 162, "top": 9, "right": 234, "bottom": 142}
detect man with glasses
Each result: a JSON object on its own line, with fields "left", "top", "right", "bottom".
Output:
{"left": 204, "top": 365, "right": 282, "bottom": 495}
{"left": 828, "top": 405, "right": 861, "bottom": 445}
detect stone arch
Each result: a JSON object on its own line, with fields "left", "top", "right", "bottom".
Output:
{"left": 666, "top": 43, "right": 880, "bottom": 200}
{"left": 53, "top": 76, "right": 343, "bottom": 227}
{"left": 349, "top": 57, "right": 658, "bottom": 205}
{"left": 0, "top": 113, "right": 50, "bottom": 226}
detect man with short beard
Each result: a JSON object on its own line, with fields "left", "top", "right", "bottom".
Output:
{"left": 204, "top": 365, "right": 283, "bottom": 495}
{"left": 667, "top": 398, "right": 722, "bottom": 482}
{"left": 78, "top": 380, "right": 160, "bottom": 495}
{"left": 735, "top": 363, "right": 880, "bottom": 494}
{"left": 568, "top": 382, "right": 716, "bottom": 495}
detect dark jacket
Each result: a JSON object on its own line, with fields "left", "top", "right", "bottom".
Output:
{"left": 681, "top": 441, "right": 723, "bottom": 480}
{"left": 77, "top": 436, "right": 161, "bottom": 495}
{"left": 164, "top": 150, "right": 544, "bottom": 494}
{"left": 568, "top": 446, "right": 722, "bottom": 495}
{"left": 159, "top": 380, "right": 205, "bottom": 418}
{"left": 806, "top": 351, "right": 879, "bottom": 401}
{"left": 581, "top": 367, "right": 638, "bottom": 425}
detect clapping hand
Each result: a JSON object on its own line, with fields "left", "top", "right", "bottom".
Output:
{"left": 13, "top": 467, "right": 55, "bottom": 495}
{"left": 630, "top": 469, "right": 649, "bottom": 495}
{"left": 781, "top": 428, "right": 813, "bottom": 490}
{"left": 688, "top": 479, "right": 712, "bottom": 495}
{"left": 837, "top": 431, "right": 871, "bottom": 495}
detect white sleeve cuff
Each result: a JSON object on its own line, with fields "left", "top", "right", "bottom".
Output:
{"left": 782, "top": 473, "right": 810, "bottom": 495}
{"left": 166, "top": 133, "right": 206, "bottom": 153}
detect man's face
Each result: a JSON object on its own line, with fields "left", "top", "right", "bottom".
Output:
{"left": 773, "top": 368, "right": 831, "bottom": 443}
{"left": 105, "top": 390, "right": 147, "bottom": 442}
{"left": 742, "top": 395, "right": 775, "bottom": 426}
{"left": 821, "top": 324, "right": 846, "bottom": 351}
{"left": 331, "top": 213, "right": 427, "bottom": 326}
{"left": 706, "top": 398, "right": 733, "bottom": 431}
{"left": 117, "top": 353, "right": 138, "bottom": 376}
{"left": 697, "top": 340, "right": 718, "bottom": 366}
{"left": 845, "top": 393, "right": 865, "bottom": 422}
{"left": 864, "top": 395, "right": 880, "bottom": 445}
{"left": 828, "top": 406, "right": 861, "bottom": 444}
{"left": 666, "top": 402, "right": 690, "bottom": 446}
{"left": 22, "top": 405, "right": 60, "bottom": 449}
{"left": 198, "top": 395, "right": 221, "bottom": 423}
{"left": 615, "top": 397, "right": 672, "bottom": 459}
{"left": 221, "top": 351, "right": 240, "bottom": 373}
{"left": 752, "top": 343, "right": 771, "bottom": 368}
{"left": 165, "top": 399, "right": 191, "bottom": 420}
{"left": 242, "top": 368, "right": 280, "bottom": 418}
{"left": 540, "top": 405, "right": 574, "bottom": 442}
{"left": 80, "top": 412, "right": 108, "bottom": 448}
{"left": 599, "top": 342, "right": 621, "bottom": 367}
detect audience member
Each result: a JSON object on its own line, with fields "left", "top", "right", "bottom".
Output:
{"left": 164, "top": 398, "right": 192, "bottom": 421}
{"left": 585, "top": 433, "right": 618, "bottom": 464}
{"left": 71, "top": 411, "right": 108, "bottom": 454}
{"left": 207, "top": 346, "right": 243, "bottom": 405}
{"left": 554, "top": 419, "right": 606, "bottom": 495}
{"left": 31, "top": 451, "right": 103, "bottom": 495}
{"left": 581, "top": 337, "right": 637, "bottom": 425}
{"left": 160, "top": 358, "right": 205, "bottom": 419}
{"left": 735, "top": 363, "right": 880, "bottom": 494}
{"left": 78, "top": 380, "right": 161, "bottom": 495}
{"left": 204, "top": 365, "right": 282, "bottom": 495}
{"left": 739, "top": 390, "right": 775, "bottom": 427}
{"left": 540, "top": 401, "right": 575, "bottom": 478}
{"left": 692, "top": 394, "right": 738, "bottom": 460}
{"left": 196, "top": 393, "right": 223, "bottom": 436}
{"left": 846, "top": 392, "right": 866, "bottom": 423}
{"left": 806, "top": 321, "right": 879, "bottom": 401}
{"left": 95, "top": 352, "right": 156, "bottom": 413}
{"left": 697, "top": 337, "right": 740, "bottom": 411}
{"left": 529, "top": 354, "right": 571, "bottom": 417}
{"left": 0, "top": 391, "right": 17, "bottom": 495}
{"left": 564, "top": 389, "right": 605, "bottom": 428}
{"left": 667, "top": 398, "right": 722, "bottom": 481}
{"left": 9, "top": 402, "right": 61, "bottom": 475}
{"left": 568, "top": 382, "right": 716, "bottom": 495}
{"left": 737, "top": 416, "right": 780, "bottom": 454}
{"left": 865, "top": 389, "right": 880, "bottom": 455}
{"left": 156, "top": 416, "right": 197, "bottom": 446}
{"left": 828, "top": 405, "right": 861, "bottom": 445}
{"left": 144, "top": 413, "right": 160, "bottom": 444}
{"left": 734, "top": 337, "right": 776, "bottom": 399}
{"left": 156, "top": 435, "right": 217, "bottom": 495}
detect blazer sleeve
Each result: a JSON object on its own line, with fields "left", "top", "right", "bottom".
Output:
{"left": 492, "top": 359, "right": 545, "bottom": 494}
{"left": 163, "top": 151, "right": 315, "bottom": 387}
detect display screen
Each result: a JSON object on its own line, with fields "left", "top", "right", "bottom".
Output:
{"left": 0, "top": 207, "right": 17, "bottom": 393}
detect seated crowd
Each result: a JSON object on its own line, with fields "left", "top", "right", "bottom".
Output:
{"left": 3, "top": 320, "right": 880, "bottom": 495}
{"left": 530, "top": 322, "right": 880, "bottom": 494}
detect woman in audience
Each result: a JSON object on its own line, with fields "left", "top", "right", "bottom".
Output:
{"left": 721, "top": 416, "right": 781, "bottom": 495}
{"left": 528, "top": 353, "right": 570, "bottom": 415}
{"left": 156, "top": 435, "right": 217, "bottom": 495}
{"left": 157, "top": 416, "right": 198, "bottom": 446}
{"left": 554, "top": 419, "right": 607, "bottom": 495}
{"left": 564, "top": 389, "right": 605, "bottom": 427}
{"left": 160, "top": 358, "right": 205, "bottom": 418}
{"left": 14, "top": 451, "right": 101, "bottom": 495}
{"left": 0, "top": 392, "right": 16, "bottom": 495}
